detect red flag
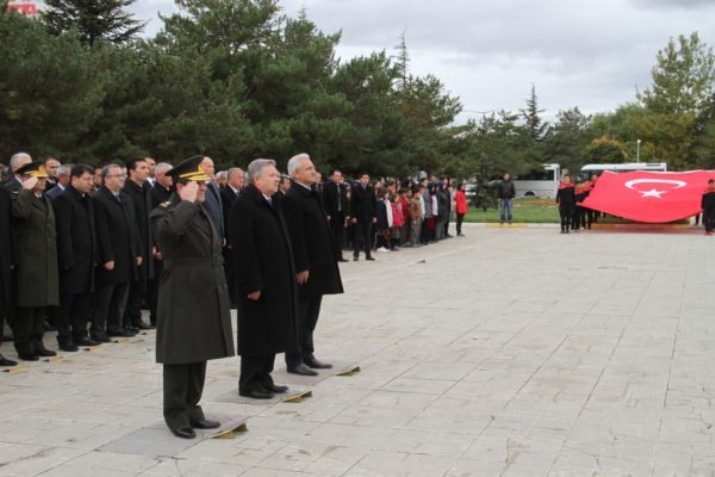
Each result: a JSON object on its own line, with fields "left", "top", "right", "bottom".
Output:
{"left": 581, "top": 170, "right": 715, "bottom": 223}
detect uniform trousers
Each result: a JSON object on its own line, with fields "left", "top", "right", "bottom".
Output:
{"left": 163, "top": 362, "right": 207, "bottom": 431}
{"left": 12, "top": 307, "right": 45, "bottom": 353}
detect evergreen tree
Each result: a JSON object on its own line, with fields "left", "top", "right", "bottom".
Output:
{"left": 43, "top": 0, "right": 145, "bottom": 47}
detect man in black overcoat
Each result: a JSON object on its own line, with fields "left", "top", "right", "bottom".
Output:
{"left": 148, "top": 162, "right": 173, "bottom": 327}
{"left": 282, "top": 154, "right": 344, "bottom": 376}
{"left": 123, "top": 158, "right": 155, "bottom": 331}
{"left": 92, "top": 164, "right": 143, "bottom": 341}
{"left": 350, "top": 173, "right": 377, "bottom": 261}
{"left": 221, "top": 167, "right": 243, "bottom": 306}
{"left": 150, "top": 156, "right": 235, "bottom": 439}
{"left": 53, "top": 164, "right": 98, "bottom": 350}
{"left": 230, "top": 159, "right": 297, "bottom": 399}
{"left": 0, "top": 186, "right": 16, "bottom": 366}
{"left": 322, "top": 169, "right": 349, "bottom": 262}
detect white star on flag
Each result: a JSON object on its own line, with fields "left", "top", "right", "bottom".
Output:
{"left": 640, "top": 189, "right": 666, "bottom": 198}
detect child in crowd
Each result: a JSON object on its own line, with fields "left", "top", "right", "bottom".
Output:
{"left": 376, "top": 188, "right": 393, "bottom": 251}
{"left": 454, "top": 182, "right": 468, "bottom": 236}
{"left": 390, "top": 193, "right": 404, "bottom": 250}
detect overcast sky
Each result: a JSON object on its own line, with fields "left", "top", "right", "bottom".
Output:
{"left": 129, "top": 0, "right": 715, "bottom": 124}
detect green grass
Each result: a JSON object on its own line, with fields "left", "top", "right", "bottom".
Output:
{"left": 464, "top": 198, "right": 559, "bottom": 223}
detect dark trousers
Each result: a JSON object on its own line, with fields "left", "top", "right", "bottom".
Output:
{"left": 456, "top": 213, "right": 465, "bottom": 235}
{"left": 58, "top": 292, "right": 91, "bottom": 343}
{"left": 163, "top": 362, "right": 207, "bottom": 431}
{"left": 149, "top": 260, "right": 163, "bottom": 325}
{"left": 330, "top": 212, "right": 345, "bottom": 259}
{"left": 444, "top": 214, "right": 451, "bottom": 236}
{"left": 12, "top": 307, "right": 44, "bottom": 352}
{"left": 353, "top": 219, "right": 373, "bottom": 258}
{"left": 240, "top": 353, "right": 275, "bottom": 392}
{"left": 704, "top": 208, "right": 715, "bottom": 232}
{"left": 124, "top": 279, "right": 147, "bottom": 327}
{"left": 559, "top": 206, "right": 573, "bottom": 232}
{"left": 222, "top": 248, "right": 236, "bottom": 305}
{"left": 92, "top": 282, "right": 130, "bottom": 335}
{"left": 286, "top": 295, "right": 323, "bottom": 368}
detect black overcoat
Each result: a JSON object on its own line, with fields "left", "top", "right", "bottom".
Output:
{"left": 229, "top": 184, "right": 297, "bottom": 356}
{"left": 0, "top": 187, "right": 14, "bottom": 318}
{"left": 322, "top": 181, "right": 348, "bottom": 218}
{"left": 53, "top": 186, "right": 97, "bottom": 295}
{"left": 11, "top": 189, "right": 59, "bottom": 307}
{"left": 94, "top": 187, "right": 141, "bottom": 285}
{"left": 282, "top": 182, "right": 344, "bottom": 298}
{"left": 151, "top": 197, "right": 234, "bottom": 365}
{"left": 350, "top": 184, "right": 376, "bottom": 221}
{"left": 123, "top": 180, "right": 154, "bottom": 280}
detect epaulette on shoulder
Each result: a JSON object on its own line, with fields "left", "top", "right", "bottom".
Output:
{"left": 160, "top": 201, "right": 172, "bottom": 208}
{"left": 10, "top": 190, "right": 20, "bottom": 197}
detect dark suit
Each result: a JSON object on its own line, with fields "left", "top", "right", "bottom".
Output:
{"left": 45, "top": 183, "right": 65, "bottom": 201}
{"left": 230, "top": 185, "right": 297, "bottom": 392}
{"left": 220, "top": 186, "right": 239, "bottom": 305}
{"left": 149, "top": 183, "right": 172, "bottom": 325}
{"left": 93, "top": 187, "right": 141, "bottom": 336}
{"left": 53, "top": 186, "right": 97, "bottom": 345}
{"left": 122, "top": 180, "right": 154, "bottom": 327}
{"left": 282, "top": 182, "right": 344, "bottom": 368}
{"left": 350, "top": 183, "right": 376, "bottom": 259}
{"left": 322, "top": 181, "right": 349, "bottom": 260}
{"left": 203, "top": 182, "right": 224, "bottom": 241}
{"left": 151, "top": 196, "right": 234, "bottom": 432}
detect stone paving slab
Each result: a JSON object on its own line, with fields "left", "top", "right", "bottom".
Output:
{"left": 1, "top": 225, "right": 715, "bottom": 476}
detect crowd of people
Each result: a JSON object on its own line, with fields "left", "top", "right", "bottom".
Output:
{"left": 0, "top": 151, "right": 469, "bottom": 439}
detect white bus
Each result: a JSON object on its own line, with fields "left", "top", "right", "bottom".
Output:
{"left": 580, "top": 162, "right": 667, "bottom": 179}
{"left": 512, "top": 163, "right": 561, "bottom": 198}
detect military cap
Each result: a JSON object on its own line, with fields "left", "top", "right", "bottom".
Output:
{"left": 15, "top": 161, "right": 49, "bottom": 178}
{"left": 167, "top": 155, "right": 210, "bottom": 182}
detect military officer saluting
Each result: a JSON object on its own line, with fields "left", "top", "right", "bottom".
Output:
{"left": 150, "top": 155, "right": 235, "bottom": 439}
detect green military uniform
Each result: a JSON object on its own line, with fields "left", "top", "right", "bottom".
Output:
{"left": 150, "top": 158, "right": 234, "bottom": 436}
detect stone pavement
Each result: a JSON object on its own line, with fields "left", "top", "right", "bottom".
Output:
{"left": 1, "top": 225, "right": 714, "bottom": 476}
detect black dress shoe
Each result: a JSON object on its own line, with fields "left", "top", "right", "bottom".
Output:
{"left": 366, "top": 256, "right": 375, "bottom": 261}
{"left": 34, "top": 344, "right": 57, "bottom": 357}
{"left": 0, "top": 355, "right": 17, "bottom": 367}
{"left": 191, "top": 419, "right": 221, "bottom": 429}
{"left": 76, "top": 337, "right": 101, "bottom": 347}
{"left": 304, "top": 356, "right": 333, "bottom": 369}
{"left": 239, "top": 388, "right": 274, "bottom": 399}
{"left": 107, "top": 328, "right": 134, "bottom": 338}
{"left": 287, "top": 364, "right": 319, "bottom": 376}
{"left": 263, "top": 383, "right": 289, "bottom": 393}
{"left": 133, "top": 321, "right": 152, "bottom": 330}
{"left": 171, "top": 427, "right": 196, "bottom": 439}
{"left": 18, "top": 352, "right": 39, "bottom": 361}
{"left": 58, "top": 342, "right": 79, "bottom": 352}
{"left": 91, "top": 333, "right": 112, "bottom": 343}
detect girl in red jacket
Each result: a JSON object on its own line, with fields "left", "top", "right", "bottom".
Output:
{"left": 455, "top": 182, "right": 469, "bottom": 236}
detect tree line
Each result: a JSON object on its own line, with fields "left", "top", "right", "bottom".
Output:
{"left": 1, "top": 0, "right": 713, "bottom": 178}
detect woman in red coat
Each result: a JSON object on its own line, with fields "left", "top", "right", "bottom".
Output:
{"left": 455, "top": 182, "right": 469, "bottom": 236}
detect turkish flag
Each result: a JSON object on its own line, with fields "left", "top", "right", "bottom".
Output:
{"left": 581, "top": 170, "right": 715, "bottom": 223}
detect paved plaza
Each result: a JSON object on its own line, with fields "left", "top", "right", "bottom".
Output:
{"left": 1, "top": 225, "right": 714, "bottom": 476}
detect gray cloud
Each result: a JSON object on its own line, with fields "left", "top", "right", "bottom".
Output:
{"left": 127, "top": 0, "right": 715, "bottom": 121}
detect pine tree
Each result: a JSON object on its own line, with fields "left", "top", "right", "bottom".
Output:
{"left": 43, "top": 0, "right": 145, "bottom": 47}
{"left": 520, "top": 84, "right": 549, "bottom": 141}
{"left": 393, "top": 31, "right": 409, "bottom": 91}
